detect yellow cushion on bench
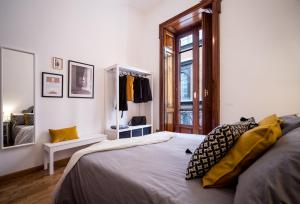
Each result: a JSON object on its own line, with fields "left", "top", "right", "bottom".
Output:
{"left": 49, "top": 126, "right": 79, "bottom": 143}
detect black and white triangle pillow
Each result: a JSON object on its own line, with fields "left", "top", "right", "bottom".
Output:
{"left": 186, "top": 119, "right": 257, "bottom": 180}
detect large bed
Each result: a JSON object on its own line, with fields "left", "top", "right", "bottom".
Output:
{"left": 55, "top": 118, "right": 300, "bottom": 204}
{"left": 55, "top": 134, "right": 235, "bottom": 204}
{"left": 12, "top": 125, "right": 34, "bottom": 145}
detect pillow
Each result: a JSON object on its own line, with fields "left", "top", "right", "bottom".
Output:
{"left": 280, "top": 114, "right": 297, "bottom": 120}
{"left": 234, "top": 124, "right": 300, "bottom": 204}
{"left": 22, "top": 106, "right": 34, "bottom": 113}
{"left": 240, "top": 117, "right": 256, "bottom": 122}
{"left": 202, "top": 117, "right": 282, "bottom": 187}
{"left": 259, "top": 114, "right": 281, "bottom": 125}
{"left": 49, "top": 126, "right": 79, "bottom": 143}
{"left": 280, "top": 115, "right": 300, "bottom": 135}
{"left": 185, "top": 119, "right": 257, "bottom": 180}
{"left": 11, "top": 114, "right": 25, "bottom": 125}
{"left": 24, "top": 113, "right": 34, "bottom": 125}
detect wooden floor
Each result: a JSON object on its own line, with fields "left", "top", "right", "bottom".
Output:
{"left": 0, "top": 166, "right": 64, "bottom": 204}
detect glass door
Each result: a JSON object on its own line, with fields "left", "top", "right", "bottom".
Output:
{"left": 175, "top": 27, "right": 204, "bottom": 134}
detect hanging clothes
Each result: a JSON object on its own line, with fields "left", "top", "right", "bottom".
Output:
{"left": 119, "top": 75, "right": 128, "bottom": 112}
{"left": 126, "top": 75, "right": 134, "bottom": 101}
{"left": 141, "top": 77, "right": 152, "bottom": 102}
{"left": 133, "top": 77, "right": 143, "bottom": 103}
{"left": 133, "top": 76, "right": 152, "bottom": 103}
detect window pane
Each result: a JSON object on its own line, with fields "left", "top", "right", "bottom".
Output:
{"left": 163, "top": 31, "right": 175, "bottom": 131}
{"left": 165, "top": 33, "right": 174, "bottom": 51}
{"left": 199, "top": 29, "right": 203, "bottom": 127}
{"left": 199, "top": 30, "right": 203, "bottom": 46}
{"left": 180, "top": 34, "right": 193, "bottom": 52}
{"left": 165, "top": 52, "right": 174, "bottom": 108}
{"left": 179, "top": 47, "right": 193, "bottom": 125}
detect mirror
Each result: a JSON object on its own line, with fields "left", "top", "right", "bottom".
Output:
{"left": 1, "top": 47, "right": 35, "bottom": 149}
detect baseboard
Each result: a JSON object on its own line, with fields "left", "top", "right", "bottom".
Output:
{"left": 0, "top": 157, "right": 70, "bottom": 182}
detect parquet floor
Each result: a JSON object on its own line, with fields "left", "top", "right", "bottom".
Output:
{"left": 0, "top": 166, "right": 64, "bottom": 204}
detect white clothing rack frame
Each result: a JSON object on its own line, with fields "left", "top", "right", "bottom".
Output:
{"left": 104, "top": 64, "right": 153, "bottom": 139}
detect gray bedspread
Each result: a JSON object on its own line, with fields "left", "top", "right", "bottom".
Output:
{"left": 55, "top": 134, "right": 235, "bottom": 204}
{"left": 12, "top": 125, "right": 34, "bottom": 145}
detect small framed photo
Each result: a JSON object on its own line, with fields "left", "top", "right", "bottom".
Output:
{"left": 42, "top": 72, "right": 63, "bottom": 98}
{"left": 53, "top": 57, "right": 63, "bottom": 70}
{"left": 68, "top": 60, "right": 94, "bottom": 98}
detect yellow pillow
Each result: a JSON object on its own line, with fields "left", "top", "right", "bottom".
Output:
{"left": 202, "top": 121, "right": 282, "bottom": 188}
{"left": 259, "top": 114, "right": 280, "bottom": 125}
{"left": 49, "top": 126, "right": 79, "bottom": 143}
{"left": 24, "top": 113, "right": 34, "bottom": 125}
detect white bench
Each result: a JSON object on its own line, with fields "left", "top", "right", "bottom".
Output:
{"left": 43, "top": 134, "right": 107, "bottom": 175}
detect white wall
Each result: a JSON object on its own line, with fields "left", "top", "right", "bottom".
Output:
{"left": 141, "top": 0, "right": 300, "bottom": 130}
{"left": 220, "top": 0, "right": 300, "bottom": 122}
{"left": 0, "top": 0, "right": 144, "bottom": 176}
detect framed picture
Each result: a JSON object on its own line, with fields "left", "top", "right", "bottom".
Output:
{"left": 53, "top": 57, "right": 63, "bottom": 70}
{"left": 68, "top": 60, "right": 94, "bottom": 98}
{"left": 42, "top": 72, "right": 63, "bottom": 98}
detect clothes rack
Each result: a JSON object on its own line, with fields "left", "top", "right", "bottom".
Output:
{"left": 104, "top": 64, "right": 153, "bottom": 140}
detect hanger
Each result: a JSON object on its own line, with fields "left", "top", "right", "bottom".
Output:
{"left": 120, "top": 71, "right": 128, "bottom": 76}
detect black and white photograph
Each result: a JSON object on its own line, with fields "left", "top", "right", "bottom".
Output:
{"left": 52, "top": 57, "right": 63, "bottom": 70}
{"left": 68, "top": 60, "right": 94, "bottom": 98}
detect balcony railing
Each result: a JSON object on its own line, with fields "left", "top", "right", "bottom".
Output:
{"left": 180, "top": 101, "right": 203, "bottom": 126}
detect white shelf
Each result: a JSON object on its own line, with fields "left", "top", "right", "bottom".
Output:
{"left": 105, "top": 124, "right": 152, "bottom": 140}
{"left": 108, "top": 124, "right": 152, "bottom": 132}
{"left": 106, "top": 64, "right": 152, "bottom": 76}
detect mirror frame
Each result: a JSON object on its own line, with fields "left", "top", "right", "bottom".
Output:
{"left": 0, "top": 46, "right": 36, "bottom": 149}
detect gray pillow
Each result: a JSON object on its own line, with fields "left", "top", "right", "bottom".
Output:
{"left": 11, "top": 114, "right": 25, "bottom": 125}
{"left": 280, "top": 115, "right": 300, "bottom": 135}
{"left": 22, "top": 106, "right": 34, "bottom": 113}
{"left": 234, "top": 127, "right": 300, "bottom": 204}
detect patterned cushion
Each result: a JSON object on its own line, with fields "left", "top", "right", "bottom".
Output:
{"left": 186, "top": 119, "right": 258, "bottom": 180}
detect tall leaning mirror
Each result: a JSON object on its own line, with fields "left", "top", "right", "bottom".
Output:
{"left": 1, "top": 47, "right": 35, "bottom": 149}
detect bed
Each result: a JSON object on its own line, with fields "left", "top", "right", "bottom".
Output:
{"left": 55, "top": 117, "right": 300, "bottom": 204}
{"left": 12, "top": 125, "right": 34, "bottom": 145}
{"left": 10, "top": 111, "right": 34, "bottom": 145}
{"left": 55, "top": 133, "right": 235, "bottom": 204}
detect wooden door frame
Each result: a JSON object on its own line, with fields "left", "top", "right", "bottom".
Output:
{"left": 159, "top": 0, "right": 221, "bottom": 131}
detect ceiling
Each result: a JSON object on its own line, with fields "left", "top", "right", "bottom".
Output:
{"left": 128, "top": 0, "right": 162, "bottom": 12}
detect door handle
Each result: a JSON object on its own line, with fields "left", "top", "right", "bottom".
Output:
{"left": 204, "top": 89, "right": 209, "bottom": 97}
{"left": 194, "top": 91, "right": 197, "bottom": 99}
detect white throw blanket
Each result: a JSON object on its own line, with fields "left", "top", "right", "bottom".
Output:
{"left": 53, "top": 132, "right": 174, "bottom": 198}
